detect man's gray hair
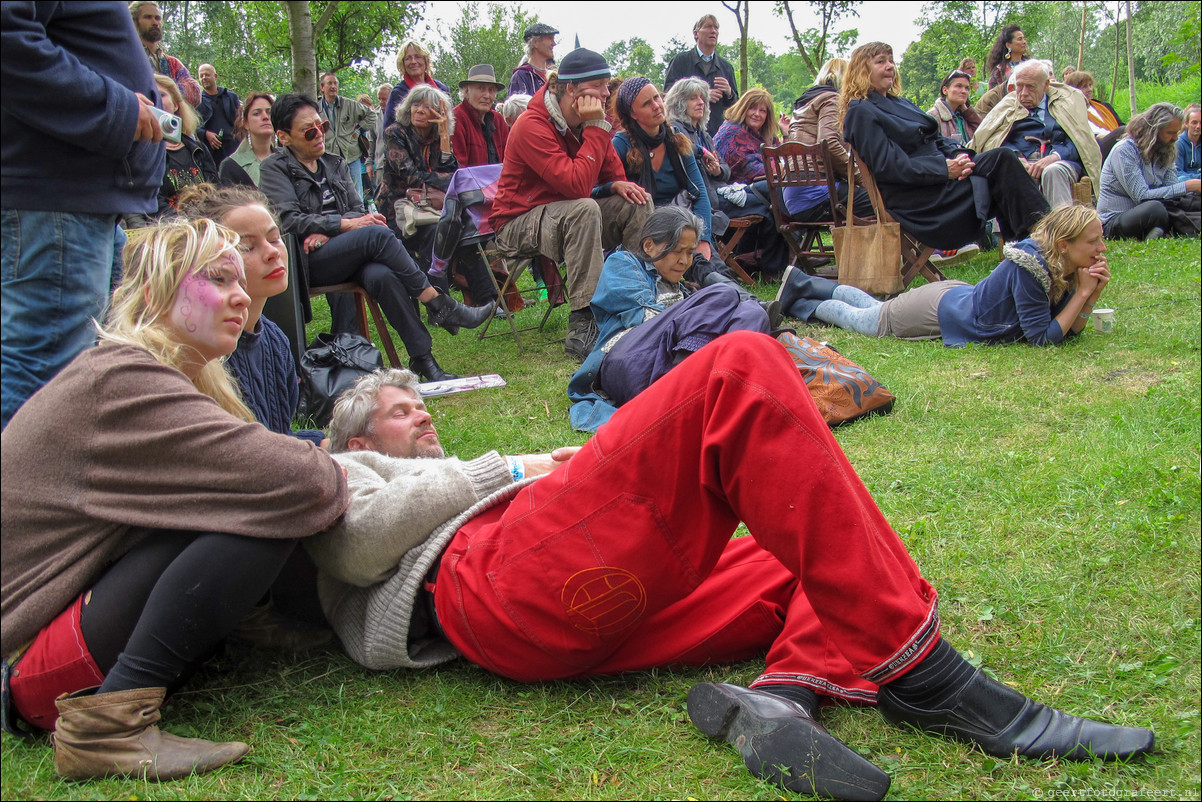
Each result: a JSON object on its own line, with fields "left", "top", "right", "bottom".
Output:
{"left": 328, "top": 369, "right": 424, "bottom": 453}
{"left": 1013, "top": 59, "right": 1052, "bottom": 82}
{"left": 397, "top": 84, "right": 455, "bottom": 128}
{"left": 1128, "top": 101, "right": 1185, "bottom": 169}
{"left": 637, "top": 206, "right": 706, "bottom": 262}
{"left": 502, "top": 93, "right": 531, "bottom": 126}
{"left": 664, "top": 77, "right": 711, "bottom": 132}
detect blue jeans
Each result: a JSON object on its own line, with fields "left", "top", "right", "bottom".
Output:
{"left": 1, "top": 209, "right": 124, "bottom": 429}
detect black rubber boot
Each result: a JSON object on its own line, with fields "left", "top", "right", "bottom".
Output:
{"left": 775, "top": 264, "right": 839, "bottom": 322}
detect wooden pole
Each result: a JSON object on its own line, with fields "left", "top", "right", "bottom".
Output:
{"left": 1077, "top": 2, "right": 1087, "bottom": 71}
{"left": 1125, "top": 0, "right": 1136, "bottom": 118}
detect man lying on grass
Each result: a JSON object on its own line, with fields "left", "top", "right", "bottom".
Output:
{"left": 309, "top": 332, "right": 1153, "bottom": 802}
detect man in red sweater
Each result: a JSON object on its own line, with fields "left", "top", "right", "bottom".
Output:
{"left": 490, "top": 49, "right": 652, "bottom": 361}
{"left": 451, "top": 64, "right": 509, "bottom": 168}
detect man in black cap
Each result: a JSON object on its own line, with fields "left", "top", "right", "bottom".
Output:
{"left": 508, "top": 22, "right": 558, "bottom": 97}
{"left": 665, "top": 13, "right": 739, "bottom": 137}
{"left": 491, "top": 48, "right": 652, "bottom": 361}
{"left": 452, "top": 64, "right": 509, "bottom": 167}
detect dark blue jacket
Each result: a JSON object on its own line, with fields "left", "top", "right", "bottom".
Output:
{"left": 1176, "top": 131, "right": 1201, "bottom": 181}
{"left": 226, "top": 316, "right": 324, "bottom": 445}
{"left": 937, "top": 239, "right": 1073, "bottom": 347}
{"left": 0, "top": 1, "right": 163, "bottom": 214}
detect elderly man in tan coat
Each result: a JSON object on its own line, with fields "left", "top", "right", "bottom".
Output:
{"left": 971, "top": 60, "right": 1100, "bottom": 207}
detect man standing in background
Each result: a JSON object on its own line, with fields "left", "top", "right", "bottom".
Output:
{"left": 197, "top": 63, "right": 240, "bottom": 167}
{"left": 664, "top": 14, "right": 739, "bottom": 137}
{"left": 318, "top": 71, "right": 376, "bottom": 202}
{"left": 2, "top": 0, "right": 164, "bottom": 429}
{"left": 129, "top": 0, "right": 201, "bottom": 107}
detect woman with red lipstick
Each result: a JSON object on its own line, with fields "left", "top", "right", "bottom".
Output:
{"left": 841, "top": 42, "right": 1049, "bottom": 253}
{"left": 1, "top": 219, "right": 348, "bottom": 781}
{"left": 179, "top": 183, "right": 323, "bottom": 443}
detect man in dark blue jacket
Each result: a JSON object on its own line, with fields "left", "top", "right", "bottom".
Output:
{"left": 1, "top": 0, "right": 165, "bottom": 429}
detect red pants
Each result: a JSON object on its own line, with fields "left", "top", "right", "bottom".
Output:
{"left": 433, "top": 332, "right": 938, "bottom": 702}
{"left": 9, "top": 593, "right": 105, "bottom": 730}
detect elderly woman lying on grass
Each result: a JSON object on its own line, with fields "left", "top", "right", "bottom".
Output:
{"left": 776, "top": 204, "right": 1110, "bottom": 346}
{"left": 568, "top": 205, "right": 770, "bottom": 430}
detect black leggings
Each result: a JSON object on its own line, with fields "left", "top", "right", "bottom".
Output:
{"left": 80, "top": 529, "right": 297, "bottom": 694}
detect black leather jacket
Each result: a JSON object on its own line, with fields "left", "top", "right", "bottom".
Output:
{"left": 258, "top": 146, "right": 365, "bottom": 238}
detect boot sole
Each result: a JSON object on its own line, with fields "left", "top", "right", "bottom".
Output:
{"left": 688, "top": 683, "right": 890, "bottom": 801}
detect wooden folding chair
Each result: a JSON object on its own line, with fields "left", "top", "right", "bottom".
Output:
{"left": 844, "top": 148, "right": 946, "bottom": 289}
{"left": 714, "top": 215, "right": 761, "bottom": 285}
{"left": 762, "top": 141, "right": 842, "bottom": 275}
{"left": 305, "top": 282, "right": 403, "bottom": 368}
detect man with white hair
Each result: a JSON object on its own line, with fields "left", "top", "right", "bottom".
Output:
{"left": 971, "top": 60, "right": 1101, "bottom": 208}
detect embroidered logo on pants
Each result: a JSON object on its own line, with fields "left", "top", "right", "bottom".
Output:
{"left": 561, "top": 567, "right": 646, "bottom": 636}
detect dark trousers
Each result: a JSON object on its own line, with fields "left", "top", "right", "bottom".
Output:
{"left": 1102, "top": 200, "right": 1170, "bottom": 240}
{"left": 974, "top": 148, "right": 1050, "bottom": 241}
{"left": 789, "top": 184, "right": 874, "bottom": 224}
{"left": 598, "top": 284, "right": 769, "bottom": 407}
{"left": 306, "top": 225, "right": 433, "bottom": 359}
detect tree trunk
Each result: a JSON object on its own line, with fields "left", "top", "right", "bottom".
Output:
{"left": 1125, "top": 0, "right": 1136, "bottom": 118}
{"left": 780, "top": 0, "right": 818, "bottom": 75}
{"left": 722, "top": 1, "right": 750, "bottom": 93}
{"left": 1077, "top": 2, "right": 1087, "bottom": 71}
{"left": 283, "top": 0, "right": 316, "bottom": 96}
{"left": 1110, "top": 2, "right": 1120, "bottom": 105}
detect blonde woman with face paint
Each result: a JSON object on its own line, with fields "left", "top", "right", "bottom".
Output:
{"left": 1, "top": 218, "right": 348, "bottom": 781}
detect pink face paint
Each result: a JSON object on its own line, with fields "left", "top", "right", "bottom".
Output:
{"left": 166, "top": 251, "right": 249, "bottom": 365}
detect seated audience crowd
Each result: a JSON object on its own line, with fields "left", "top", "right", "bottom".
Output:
{"left": 4, "top": 4, "right": 1194, "bottom": 800}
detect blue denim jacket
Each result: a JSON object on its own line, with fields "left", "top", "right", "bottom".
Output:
{"left": 567, "top": 250, "right": 686, "bottom": 430}
{"left": 937, "top": 239, "right": 1072, "bottom": 347}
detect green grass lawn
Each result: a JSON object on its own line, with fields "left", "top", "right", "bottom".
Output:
{"left": 4, "top": 237, "right": 1199, "bottom": 800}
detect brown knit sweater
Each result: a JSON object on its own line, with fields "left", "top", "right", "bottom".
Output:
{"left": 1, "top": 344, "right": 349, "bottom": 655}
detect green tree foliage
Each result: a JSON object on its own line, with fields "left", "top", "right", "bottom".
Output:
{"left": 159, "top": 0, "right": 420, "bottom": 99}
{"left": 905, "top": 1, "right": 1200, "bottom": 111}
{"left": 604, "top": 38, "right": 664, "bottom": 84}
{"left": 775, "top": 0, "right": 862, "bottom": 75}
{"left": 428, "top": 2, "right": 540, "bottom": 97}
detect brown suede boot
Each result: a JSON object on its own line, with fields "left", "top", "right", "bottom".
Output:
{"left": 52, "top": 687, "right": 249, "bottom": 780}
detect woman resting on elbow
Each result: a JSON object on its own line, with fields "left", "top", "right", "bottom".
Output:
{"left": 0, "top": 219, "right": 348, "bottom": 780}
{"left": 568, "top": 206, "right": 770, "bottom": 430}
{"left": 776, "top": 204, "right": 1109, "bottom": 347}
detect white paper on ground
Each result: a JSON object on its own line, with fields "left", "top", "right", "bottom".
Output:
{"left": 418, "top": 374, "right": 507, "bottom": 397}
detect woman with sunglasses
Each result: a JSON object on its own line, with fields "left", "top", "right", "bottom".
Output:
{"left": 259, "top": 93, "right": 492, "bottom": 382}
{"left": 927, "top": 70, "right": 981, "bottom": 147}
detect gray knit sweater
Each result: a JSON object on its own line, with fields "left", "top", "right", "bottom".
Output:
{"left": 307, "top": 449, "right": 534, "bottom": 670}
